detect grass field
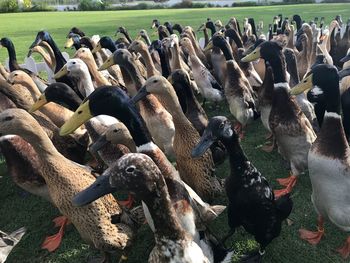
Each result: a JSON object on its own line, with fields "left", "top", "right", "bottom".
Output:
{"left": 1, "top": 4, "right": 350, "bottom": 263}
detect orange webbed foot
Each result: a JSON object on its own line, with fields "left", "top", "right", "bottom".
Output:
{"left": 299, "top": 228, "right": 324, "bottom": 245}
{"left": 336, "top": 236, "right": 350, "bottom": 259}
{"left": 119, "top": 193, "right": 134, "bottom": 209}
{"left": 42, "top": 216, "right": 70, "bottom": 252}
{"left": 274, "top": 174, "right": 297, "bottom": 198}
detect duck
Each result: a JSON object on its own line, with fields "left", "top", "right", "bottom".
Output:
{"left": 73, "top": 153, "right": 212, "bottom": 263}
{"left": 241, "top": 41, "right": 317, "bottom": 198}
{"left": 99, "top": 49, "right": 175, "bottom": 158}
{"left": 192, "top": 116, "right": 293, "bottom": 258}
{"left": 0, "top": 108, "right": 134, "bottom": 261}
{"left": 59, "top": 85, "right": 226, "bottom": 244}
{"left": 206, "top": 35, "right": 259, "bottom": 137}
{"left": 28, "top": 40, "right": 56, "bottom": 72}
{"left": 290, "top": 64, "right": 350, "bottom": 259}
{"left": 179, "top": 37, "right": 223, "bottom": 104}
{"left": 0, "top": 227, "right": 26, "bottom": 263}
{"left": 131, "top": 76, "right": 223, "bottom": 201}
{"left": 150, "top": 40, "right": 171, "bottom": 78}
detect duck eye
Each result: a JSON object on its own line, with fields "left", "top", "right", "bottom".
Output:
{"left": 82, "top": 50, "right": 85, "bottom": 52}
{"left": 14, "top": 74, "right": 18, "bottom": 77}
{"left": 153, "top": 79, "right": 158, "bottom": 83}
{"left": 113, "top": 129, "right": 119, "bottom": 133}
{"left": 72, "top": 62, "right": 76, "bottom": 65}
{"left": 77, "top": 110, "right": 83, "bottom": 114}
{"left": 219, "top": 122, "right": 225, "bottom": 129}
{"left": 3, "top": 116, "right": 13, "bottom": 122}
{"left": 126, "top": 166, "right": 135, "bottom": 173}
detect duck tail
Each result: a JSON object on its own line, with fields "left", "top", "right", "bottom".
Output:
{"left": 275, "top": 193, "right": 293, "bottom": 220}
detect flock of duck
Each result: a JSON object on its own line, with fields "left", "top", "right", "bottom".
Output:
{"left": 0, "top": 12, "right": 350, "bottom": 263}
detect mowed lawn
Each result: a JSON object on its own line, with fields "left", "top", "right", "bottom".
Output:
{"left": 1, "top": 4, "right": 350, "bottom": 263}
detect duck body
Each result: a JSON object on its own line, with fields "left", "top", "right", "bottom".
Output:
{"left": 192, "top": 116, "right": 293, "bottom": 254}
{"left": 292, "top": 64, "right": 350, "bottom": 258}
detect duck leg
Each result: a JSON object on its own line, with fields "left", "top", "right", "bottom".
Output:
{"left": 299, "top": 216, "right": 324, "bottom": 245}
{"left": 41, "top": 216, "right": 70, "bottom": 252}
{"left": 261, "top": 136, "right": 275, "bottom": 153}
{"left": 273, "top": 174, "right": 297, "bottom": 198}
{"left": 118, "top": 193, "right": 134, "bottom": 209}
{"left": 234, "top": 122, "right": 245, "bottom": 139}
{"left": 336, "top": 236, "right": 350, "bottom": 259}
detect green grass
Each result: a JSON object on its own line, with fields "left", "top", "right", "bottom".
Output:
{"left": 1, "top": 4, "right": 350, "bottom": 263}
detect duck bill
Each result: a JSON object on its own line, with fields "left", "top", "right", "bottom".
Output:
{"left": 151, "top": 22, "right": 157, "bottom": 29}
{"left": 29, "top": 36, "right": 42, "bottom": 50}
{"left": 27, "top": 49, "right": 33, "bottom": 58}
{"left": 64, "top": 38, "right": 74, "bottom": 49}
{"left": 60, "top": 100, "right": 92, "bottom": 136}
{"left": 241, "top": 47, "right": 261, "bottom": 62}
{"left": 89, "top": 134, "right": 108, "bottom": 154}
{"left": 203, "top": 41, "right": 214, "bottom": 52}
{"left": 197, "top": 23, "right": 205, "bottom": 32}
{"left": 191, "top": 130, "right": 215, "bottom": 158}
{"left": 29, "top": 94, "right": 48, "bottom": 113}
{"left": 54, "top": 64, "right": 68, "bottom": 79}
{"left": 72, "top": 174, "right": 114, "bottom": 207}
{"left": 136, "top": 34, "right": 142, "bottom": 40}
{"left": 289, "top": 74, "right": 313, "bottom": 95}
{"left": 98, "top": 56, "right": 114, "bottom": 71}
{"left": 340, "top": 54, "right": 350, "bottom": 63}
{"left": 91, "top": 43, "right": 102, "bottom": 54}
{"left": 130, "top": 86, "right": 149, "bottom": 104}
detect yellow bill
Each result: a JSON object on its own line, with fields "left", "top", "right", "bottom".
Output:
{"left": 60, "top": 100, "right": 92, "bottom": 136}
{"left": 135, "top": 35, "right": 142, "bottom": 40}
{"left": 64, "top": 38, "right": 74, "bottom": 49}
{"left": 98, "top": 56, "right": 114, "bottom": 71}
{"left": 289, "top": 74, "right": 313, "bottom": 95}
{"left": 0, "top": 44, "right": 2, "bottom": 48}
{"left": 54, "top": 64, "right": 68, "bottom": 79}
{"left": 29, "top": 94, "right": 48, "bottom": 113}
{"left": 92, "top": 43, "right": 102, "bottom": 54}
{"left": 203, "top": 41, "right": 214, "bottom": 52}
{"left": 241, "top": 46, "right": 261, "bottom": 62}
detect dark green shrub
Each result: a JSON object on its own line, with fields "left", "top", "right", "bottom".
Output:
{"left": 0, "top": 0, "right": 19, "bottom": 13}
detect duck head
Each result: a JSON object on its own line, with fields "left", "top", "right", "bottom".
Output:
{"left": 0, "top": 37, "right": 13, "bottom": 50}
{"left": 92, "top": 36, "right": 115, "bottom": 54}
{"left": 73, "top": 153, "right": 162, "bottom": 206}
{"left": 192, "top": 116, "right": 235, "bottom": 158}
{"left": 98, "top": 48, "right": 132, "bottom": 71}
{"left": 54, "top": 58, "right": 87, "bottom": 79}
{"left": 29, "top": 82, "right": 82, "bottom": 113}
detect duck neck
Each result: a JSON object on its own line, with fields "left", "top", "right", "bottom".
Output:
{"left": 143, "top": 175, "right": 186, "bottom": 241}
{"left": 172, "top": 43, "right": 183, "bottom": 70}
{"left": 122, "top": 32, "right": 133, "bottom": 44}
{"left": 203, "top": 28, "right": 209, "bottom": 47}
{"left": 19, "top": 78, "right": 42, "bottom": 99}
{"left": 156, "top": 48, "right": 170, "bottom": 78}
{"left": 85, "top": 58, "right": 109, "bottom": 86}
{"left": 121, "top": 60, "right": 145, "bottom": 90}
{"left": 20, "top": 121, "right": 61, "bottom": 160}
{"left": 46, "top": 36, "right": 67, "bottom": 73}
{"left": 6, "top": 41, "right": 19, "bottom": 72}
{"left": 138, "top": 47, "right": 158, "bottom": 78}
{"left": 221, "top": 133, "right": 248, "bottom": 173}
{"left": 158, "top": 87, "right": 188, "bottom": 125}
{"left": 142, "top": 35, "right": 151, "bottom": 46}
{"left": 77, "top": 69, "right": 95, "bottom": 97}
{"left": 266, "top": 52, "right": 288, "bottom": 84}
{"left": 35, "top": 46, "right": 54, "bottom": 70}
{"left": 218, "top": 42, "right": 234, "bottom": 61}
